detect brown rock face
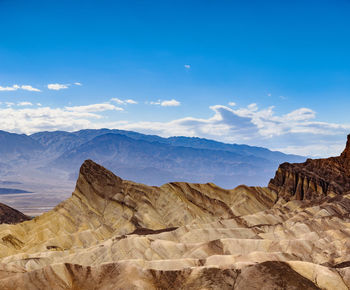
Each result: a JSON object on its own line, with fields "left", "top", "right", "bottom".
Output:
{"left": 0, "top": 203, "right": 30, "bottom": 224}
{"left": 268, "top": 135, "right": 350, "bottom": 201}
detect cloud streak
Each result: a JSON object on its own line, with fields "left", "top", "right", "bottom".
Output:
{"left": 0, "top": 102, "right": 123, "bottom": 134}
{"left": 161, "top": 99, "right": 181, "bottom": 107}
{"left": 0, "top": 84, "right": 41, "bottom": 92}
{"left": 110, "top": 98, "right": 138, "bottom": 105}
{"left": 47, "top": 83, "right": 69, "bottom": 90}
{"left": 148, "top": 99, "right": 181, "bottom": 107}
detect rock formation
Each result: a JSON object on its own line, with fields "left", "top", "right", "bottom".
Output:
{"left": 0, "top": 137, "right": 350, "bottom": 289}
{"left": 269, "top": 134, "right": 350, "bottom": 201}
{"left": 0, "top": 203, "right": 30, "bottom": 224}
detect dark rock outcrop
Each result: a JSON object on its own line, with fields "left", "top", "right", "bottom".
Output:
{"left": 268, "top": 134, "right": 350, "bottom": 201}
{"left": 0, "top": 203, "right": 30, "bottom": 224}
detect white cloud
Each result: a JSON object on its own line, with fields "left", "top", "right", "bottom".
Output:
{"left": 74, "top": 82, "right": 82, "bottom": 86}
{"left": 247, "top": 103, "right": 258, "bottom": 111}
{"left": 110, "top": 98, "right": 138, "bottom": 105}
{"left": 65, "top": 103, "right": 123, "bottom": 113}
{"left": 228, "top": 102, "right": 236, "bottom": 107}
{"left": 17, "top": 102, "right": 33, "bottom": 106}
{"left": 0, "top": 85, "right": 19, "bottom": 91}
{"left": 125, "top": 99, "right": 137, "bottom": 104}
{"left": 149, "top": 100, "right": 161, "bottom": 105}
{"left": 0, "top": 84, "right": 41, "bottom": 92}
{"left": 0, "top": 102, "right": 124, "bottom": 134}
{"left": 148, "top": 99, "right": 180, "bottom": 107}
{"left": 184, "top": 64, "right": 191, "bottom": 69}
{"left": 111, "top": 98, "right": 124, "bottom": 104}
{"left": 21, "top": 85, "right": 41, "bottom": 92}
{"left": 47, "top": 83, "right": 69, "bottom": 90}
{"left": 161, "top": 99, "right": 181, "bottom": 107}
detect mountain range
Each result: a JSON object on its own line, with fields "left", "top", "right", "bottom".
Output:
{"left": 3, "top": 128, "right": 304, "bottom": 186}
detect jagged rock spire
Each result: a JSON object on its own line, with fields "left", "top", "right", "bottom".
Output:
{"left": 341, "top": 134, "right": 350, "bottom": 159}
{"left": 76, "top": 159, "right": 123, "bottom": 201}
{"left": 269, "top": 134, "right": 350, "bottom": 201}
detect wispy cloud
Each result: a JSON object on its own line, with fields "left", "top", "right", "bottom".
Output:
{"left": 0, "top": 85, "right": 18, "bottom": 91}
{"left": 110, "top": 98, "right": 138, "bottom": 105}
{"left": 184, "top": 64, "right": 191, "bottom": 69}
{"left": 47, "top": 83, "right": 69, "bottom": 90}
{"left": 161, "top": 99, "right": 181, "bottom": 107}
{"left": 21, "top": 85, "right": 41, "bottom": 92}
{"left": 0, "top": 84, "right": 41, "bottom": 92}
{"left": 65, "top": 103, "right": 123, "bottom": 113}
{"left": 17, "top": 101, "right": 33, "bottom": 106}
{"left": 0, "top": 102, "right": 124, "bottom": 134}
{"left": 74, "top": 82, "right": 82, "bottom": 86}
{"left": 148, "top": 100, "right": 161, "bottom": 105}
{"left": 148, "top": 99, "right": 181, "bottom": 107}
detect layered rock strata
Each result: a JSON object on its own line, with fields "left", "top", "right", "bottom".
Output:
{"left": 269, "top": 134, "right": 350, "bottom": 201}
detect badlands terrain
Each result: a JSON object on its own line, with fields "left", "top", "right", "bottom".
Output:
{"left": 0, "top": 137, "right": 350, "bottom": 289}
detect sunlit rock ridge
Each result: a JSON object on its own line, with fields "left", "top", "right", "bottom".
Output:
{"left": 0, "top": 136, "right": 349, "bottom": 289}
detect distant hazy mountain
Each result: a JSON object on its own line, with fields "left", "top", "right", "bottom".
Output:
{"left": 0, "top": 130, "right": 43, "bottom": 162}
{"left": 0, "top": 129, "right": 305, "bottom": 188}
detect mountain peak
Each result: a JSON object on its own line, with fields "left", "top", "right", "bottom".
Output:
{"left": 75, "top": 159, "right": 123, "bottom": 201}
{"left": 340, "top": 134, "right": 350, "bottom": 159}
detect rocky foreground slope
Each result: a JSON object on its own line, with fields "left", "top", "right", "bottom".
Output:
{"left": 0, "top": 138, "right": 349, "bottom": 289}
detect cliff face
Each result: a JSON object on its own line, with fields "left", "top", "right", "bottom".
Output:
{"left": 268, "top": 135, "right": 350, "bottom": 201}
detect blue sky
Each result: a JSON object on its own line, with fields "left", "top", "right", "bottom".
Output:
{"left": 0, "top": 0, "right": 350, "bottom": 156}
